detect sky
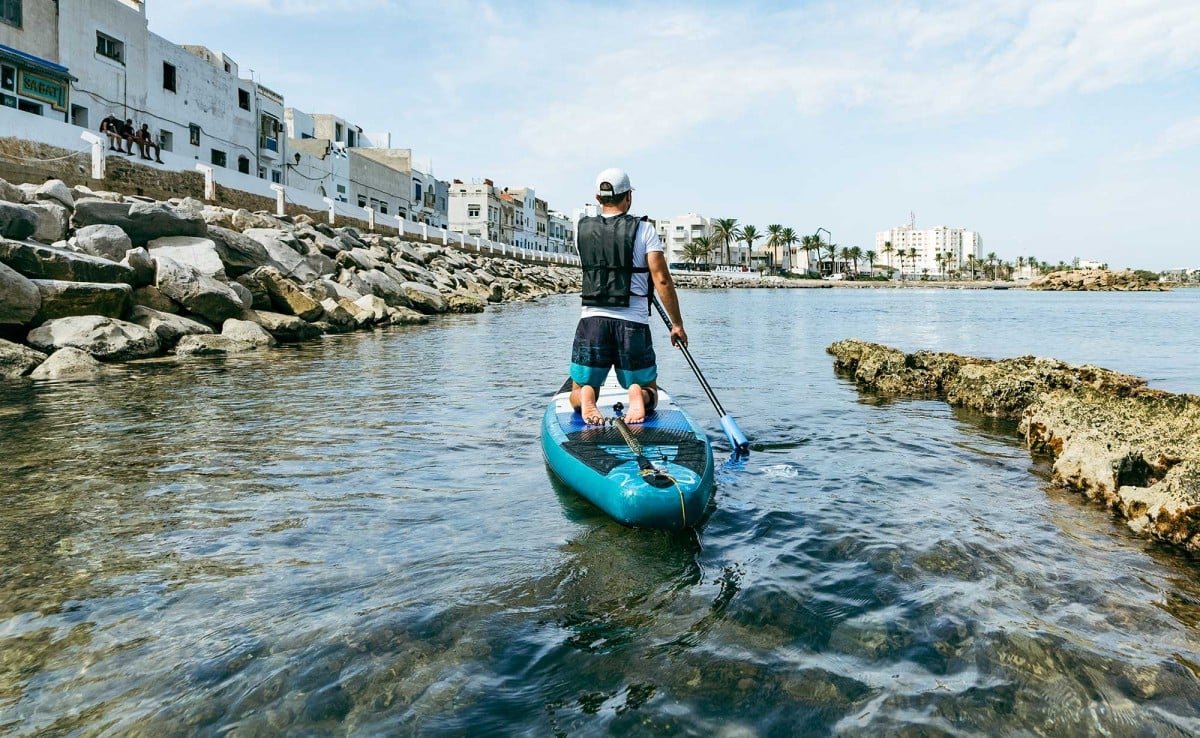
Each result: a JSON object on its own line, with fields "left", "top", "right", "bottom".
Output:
{"left": 146, "top": 0, "right": 1199, "bottom": 270}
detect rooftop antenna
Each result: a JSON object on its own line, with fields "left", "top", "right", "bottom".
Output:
{"left": 909, "top": 210, "right": 916, "bottom": 229}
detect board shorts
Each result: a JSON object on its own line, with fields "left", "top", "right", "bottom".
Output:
{"left": 570, "top": 316, "right": 657, "bottom": 389}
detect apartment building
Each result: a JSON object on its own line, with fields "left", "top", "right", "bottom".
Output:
{"left": 448, "top": 179, "right": 503, "bottom": 241}
{"left": 875, "top": 223, "right": 983, "bottom": 277}
{"left": 655, "top": 213, "right": 712, "bottom": 265}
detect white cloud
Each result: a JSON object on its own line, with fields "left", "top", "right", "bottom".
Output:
{"left": 1121, "top": 116, "right": 1200, "bottom": 161}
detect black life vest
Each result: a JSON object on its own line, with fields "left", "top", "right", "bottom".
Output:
{"left": 578, "top": 214, "right": 650, "bottom": 308}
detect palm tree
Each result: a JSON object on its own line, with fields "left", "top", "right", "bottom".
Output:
{"left": 780, "top": 227, "right": 798, "bottom": 273}
{"left": 801, "top": 234, "right": 821, "bottom": 275}
{"left": 683, "top": 236, "right": 710, "bottom": 268}
{"left": 865, "top": 249, "right": 877, "bottom": 276}
{"left": 765, "top": 224, "right": 783, "bottom": 270}
{"left": 882, "top": 240, "right": 895, "bottom": 271}
{"left": 848, "top": 246, "right": 862, "bottom": 275}
{"left": 838, "top": 246, "right": 852, "bottom": 275}
{"left": 986, "top": 251, "right": 998, "bottom": 280}
{"left": 711, "top": 218, "right": 740, "bottom": 267}
{"left": 741, "top": 224, "right": 761, "bottom": 269}
{"left": 906, "top": 247, "right": 918, "bottom": 280}
{"left": 965, "top": 254, "right": 978, "bottom": 279}
{"left": 825, "top": 240, "right": 840, "bottom": 276}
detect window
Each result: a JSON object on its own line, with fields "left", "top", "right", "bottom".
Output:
{"left": 188, "top": 123, "right": 200, "bottom": 146}
{"left": 17, "top": 98, "right": 42, "bottom": 115}
{"left": 414, "top": 182, "right": 422, "bottom": 202}
{"left": 1, "top": 64, "right": 14, "bottom": 91}
{"left": 238, "top": 89, "right": 250, "bottom": 110}
{"left": 70, "top": 105, "right": 88, "bottom": 127}
{"left": 379, "top": 202, "right": 388, "bottom": 215}
{"left": 159, "top": 130, "right": 173, "bottom": 152}
{"left": 1, "top": 93, "right": 14, "bottom": 108}
{"left": 96, "top": 32, "right": 124, "bottom": 64}
{"left": 347, "top": 130, "right": 357, "bottom": 148}
{"left": 163, "top": 62, "right": 176, "bottom": 92}
{"left": 270, "top": 169, "right": 281, "bottom": 184}
{"left": 357, "top": 195, "right": 367, "bottom": 208}
{"left": 1, "top": 0, "right": 21, "bottom": 27}
{"left": 467, "top": 204, "right": 480, "bottom": 218}
{"left": 237, "top": 156, "right": 250, "bottom": 174}
{"left": 210, "top": 149, "right": 226, "bottom": 167}
{"left": 334, "top": 123, "right": 344, "bottom": 141}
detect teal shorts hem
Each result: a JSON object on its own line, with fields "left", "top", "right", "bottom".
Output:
{"left": 615, "top": 366, "right": 657, "bottom": 388}
{"left": 570, "top": 363, "right": 610, "bottom": 388}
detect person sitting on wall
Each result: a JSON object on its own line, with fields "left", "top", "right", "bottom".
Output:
{"left": 119, "top": 119, "right": 139, "bottom": 156}
{"left": 136, "top": 124, "right": 163, "bottom": 163}
{"left": 100, "top": 116, "right": 123, "bottom": 152}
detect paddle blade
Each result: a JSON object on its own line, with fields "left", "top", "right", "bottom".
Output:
{"left": 719, "top": 414, "right": 750, "bottom": 458}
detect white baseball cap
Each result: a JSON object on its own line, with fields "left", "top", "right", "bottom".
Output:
{"left": 595, "top": 168, "right": 632, "bottom": 197}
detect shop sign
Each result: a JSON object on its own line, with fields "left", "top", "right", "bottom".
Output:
{"left": 17, "top": 70, "right": 67, "bottom": 111}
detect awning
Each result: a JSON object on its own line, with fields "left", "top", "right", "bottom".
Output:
{"left": 0, "top": 43, "right": 76, "bottom": 82}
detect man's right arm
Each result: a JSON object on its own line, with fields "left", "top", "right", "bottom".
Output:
{"left": 647, "top": 251, "right": 687, "bottom": 348}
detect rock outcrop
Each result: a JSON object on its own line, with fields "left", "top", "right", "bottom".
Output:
{"left": 1028, "top": 269, "right": 1167, "bottom": 291}
{"left": 828, "top": 339, "right": 1200, "bottom": 552}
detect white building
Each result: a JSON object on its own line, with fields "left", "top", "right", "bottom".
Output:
{"left": 548, "top": 211, "right": 575, "bottom": 255}
{"left": 448, "top": 179, "right": 502, "bottom": 241}
{"left": 875, "top": 223, "right": 983, "bottom": 278}
{"left": 1, "top": 0, "right": 287, "bottom": 183}
{"left": 655, "top": 213, "right": 711, "bottom": 265}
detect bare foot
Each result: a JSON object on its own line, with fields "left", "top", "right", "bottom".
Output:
{"left": 625, "top": 384, "right": 646, "bottom": 423}
{"left": 580, "top": 385, "right": 604, "bottom": 425}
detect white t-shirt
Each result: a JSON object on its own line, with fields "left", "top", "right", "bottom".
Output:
{"left": 580, "top": 217, "right": 664, "bottom": 325}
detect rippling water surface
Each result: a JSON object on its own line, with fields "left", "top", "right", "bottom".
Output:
{"left": 2, "top": 288, "right": 1199, "bottom": 736}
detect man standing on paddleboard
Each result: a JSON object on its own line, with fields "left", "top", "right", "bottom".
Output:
{"left": 569, "top": 168, "right": 688, "bottom": 425}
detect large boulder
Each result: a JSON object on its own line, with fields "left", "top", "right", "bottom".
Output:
{"left": 446, "top": 292, "right": 487, "bottom": 314}
{"left": 0, "top": 239, "right": 135, "bottom": 283}
{"left": 132, "top": 285, "right": 180, "bottom": 313}
{"left": 27, "top": 315, "right": 160, "bottom": 360}
{"left": 400, "top": 281, "right": 448, "bottom": 314}
{"left": 175, "top": 334, "right": 258, "bottom": 356}
{"left": 147, "top": 236, "right": 226, "bottom": 279}
{"left": 128, "top": 305, "right": 213, "bottom": 347}
{"left": 72, "top": 224, "right": 133, "bottom": 261}
{"left": 0, "top": 178, "right": 27, "bottom": 204}
{"left": 154, "top": 255, "right": 242, "bottom": 323}
{"left": 351, "top": 269, "right": 410, "bottom": 308}
{"left": 221, "top": 318, "right": 275, "bottom": 347}
{"left": 0, "top": 202, "right": 39, "bottom": 240}
{"left": 35, "top": 180, "right": 74, "bottom": 210}
{"left": 253, "top": 311, "right": 321, "bottom": 341}
{"left": 72, "top": 199, "right": 207, "bottom": 245}
{"left": 31, "top": 280, "right": 132, "bottom": 323}
{"left": 239, "top": 267, "right": 323, "bottom": 320}
{"left": 207, "top": 225, "right": 274, "bottom": 277}
{"left": 29, "top": 347, "right": 106, "bottom": 380}
{"left": 242, "top": 229, "right": 313, "bottom": 280}
{"left": 26, "top": 202, "right": 69, "bottom": 243}
{"left": 120, "top": 247, "right": 156, "bottom": 287}
{"left": 0, "top": 261, "right": 41, "bottom": 325}
{"left": 0, "top": 338, "right": 46, "bottom": 378}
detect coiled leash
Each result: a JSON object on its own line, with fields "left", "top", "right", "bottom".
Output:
{"left": 600, "top": 403, "right": 688, "bottom": 527}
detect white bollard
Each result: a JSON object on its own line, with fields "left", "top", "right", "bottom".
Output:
{"left": 80, "top": 132, "right": 105, "bottom": 180}
{"left": 441, "top": 228, "right": 448, "bottom": 246}
{"left": 421, "top": 223, "right": 429, "bottom": 241}
{"left": 475, "top": 236, "right": 482, "bottom": 252}
{"left": 322, "top": 197, "right": 336, "bottom": 225}
{"left": 195, "top": 164, "right": 216, "bottom": 200}
{"left": 269, "top": 184, "right": 286, "bottom": 217}
{"left": 364, "top": 206, "right": 375, "bottom": 232}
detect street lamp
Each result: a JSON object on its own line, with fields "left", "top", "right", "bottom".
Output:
{"left": 815, "top": 227, "right": 831, "bottom": 275}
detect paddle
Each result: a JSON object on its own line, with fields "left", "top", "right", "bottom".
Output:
{"left": 651, "top": 295, "right": 750, "bottom": 458}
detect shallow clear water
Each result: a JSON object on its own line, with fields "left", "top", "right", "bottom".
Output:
{"left": 1, "top": 288, "right": 1199, "bottom": 737}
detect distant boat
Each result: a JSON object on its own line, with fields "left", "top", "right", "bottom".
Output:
{"left": 993, "top": 285, "right": 1010, "bottom": 290}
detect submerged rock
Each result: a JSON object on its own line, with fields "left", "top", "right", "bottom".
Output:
{"left": 29, "top": 347, "right": 106, "bottom": 380}
{"left": 828, "top": 339, "right": 1200, "bottom": 552}
{"left": 0, "top": 338, "right": 46, "bottom": 378}
{"left": 28, "top": 315, "right": 160, "bottom": 360}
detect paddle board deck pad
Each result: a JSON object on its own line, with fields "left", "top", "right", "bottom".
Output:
{"left": 542, "top": 378, "right": 715, "bottom": 529}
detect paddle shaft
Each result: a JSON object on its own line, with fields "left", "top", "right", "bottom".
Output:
{"left": 651, "top": 295, "right": 750, "bottom": 457}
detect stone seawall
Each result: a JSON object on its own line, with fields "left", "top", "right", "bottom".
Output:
{"left": 0, "top": 176, "right": 579, "bottom": 380}
{"left": 827, "top": 339, "right": 1200, "bottom": 553}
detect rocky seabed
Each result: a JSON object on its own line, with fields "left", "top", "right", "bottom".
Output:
{"left": 0, "top": 178, "right": 580, "bottom": 380}
{"left": 827, "top": 339, "right": 1200, "bottom": 553}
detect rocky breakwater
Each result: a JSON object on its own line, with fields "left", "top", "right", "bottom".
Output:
{"left": 0, "top": 177, "right": 579, "bottom": 380}
{"left": 827, "top": 339, "right": 1200, "bottom": 553}
{"left": 1028, "top": 269, "right": 1167, "bottom": 291}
